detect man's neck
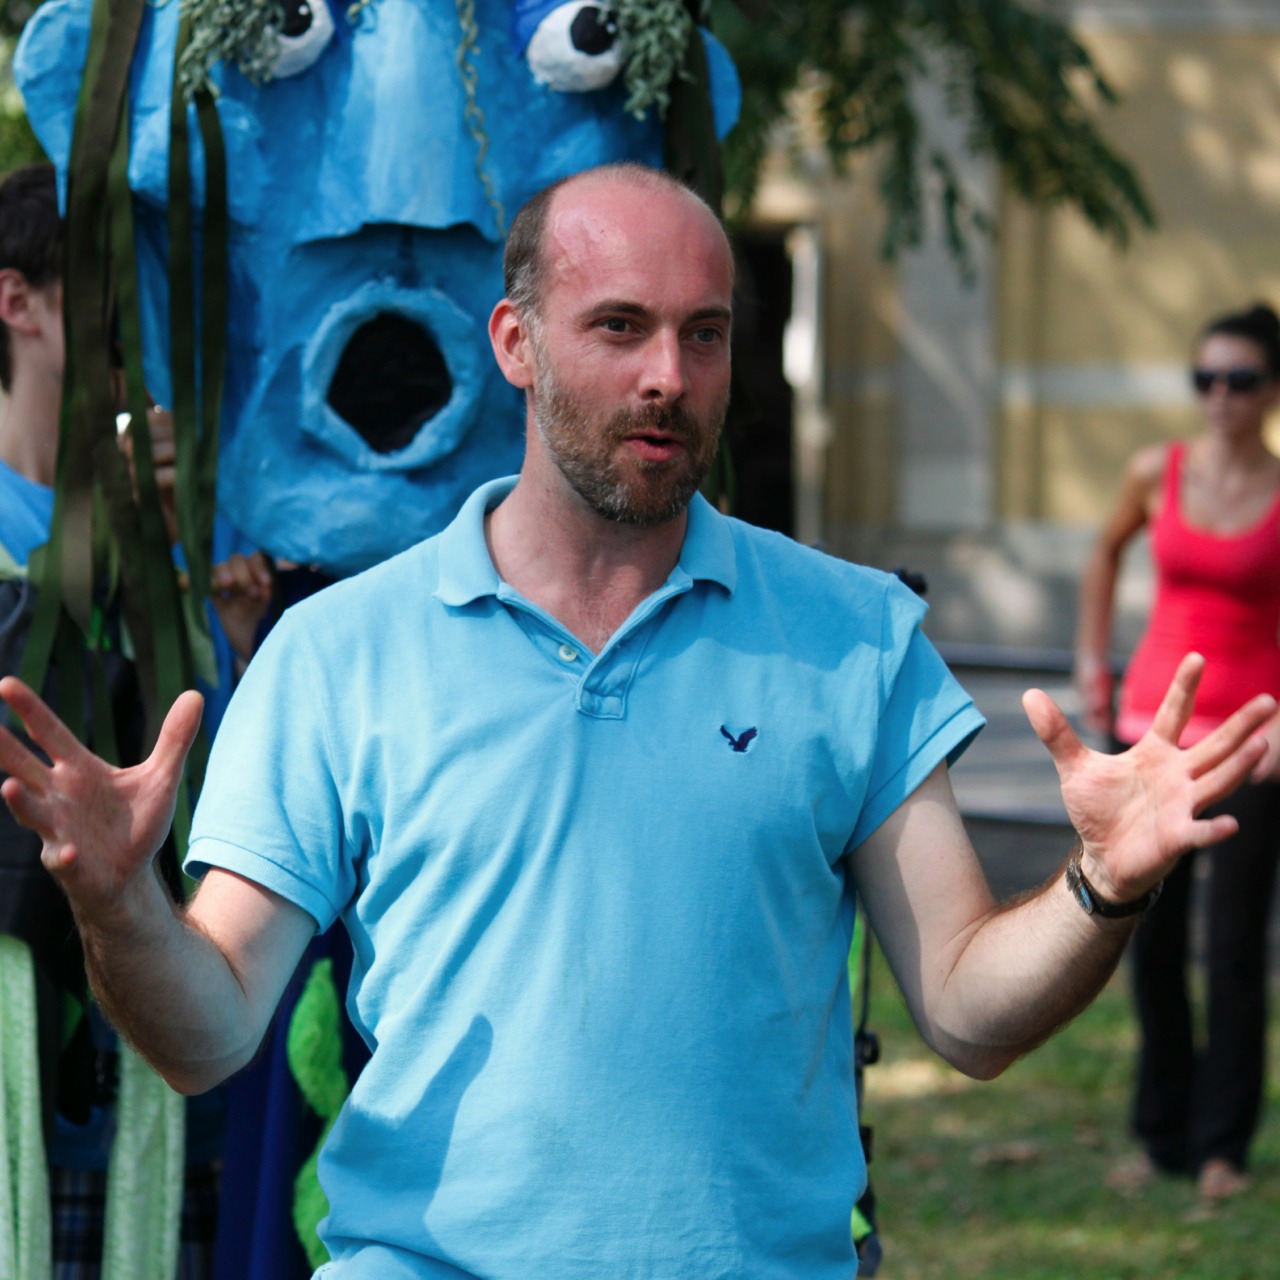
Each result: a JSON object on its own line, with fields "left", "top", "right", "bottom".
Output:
{"left": 486, "top": 472, "right": 689, "bottom": 654}
{"left": 0, "top": 367, "right": 61, "bottom": 487}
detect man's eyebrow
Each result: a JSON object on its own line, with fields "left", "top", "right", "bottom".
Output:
{"left": 688, "top": 305, "right": 733, "bottom": 325}
{"left": 585, "top": 299, "right": 652, "bottom": 318}
{"left": 583, "top": 300, "right": 733, "bottom": 324}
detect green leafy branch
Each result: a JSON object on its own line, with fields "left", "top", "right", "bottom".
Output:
{"left": 711, "top": 0, "right": 1156, "bottom": 262}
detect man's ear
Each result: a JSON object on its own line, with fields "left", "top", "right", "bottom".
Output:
{"left": 489, "top": 298, "right": 535, "bottom": 391}
{"left": 0, "top": 269, "right": 37, "bottom": 334}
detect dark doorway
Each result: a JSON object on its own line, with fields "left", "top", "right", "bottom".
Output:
{"left": 728, "top": 231, "right": 794, "bottom": 535}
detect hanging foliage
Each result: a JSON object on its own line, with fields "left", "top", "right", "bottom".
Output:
{"left": 12, "top": 0, "right": 227, "bottom": 856}
{"left": 708, "top": 0, "right": 1155, "bottom": 260}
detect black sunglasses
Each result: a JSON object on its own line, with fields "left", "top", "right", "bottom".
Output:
{"left": 1191, "top": 366, "right": 1270, "bottom": 395}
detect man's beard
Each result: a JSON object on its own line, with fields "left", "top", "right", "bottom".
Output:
{"left": 532, "top": 364, "right": 726, "bottom": 528}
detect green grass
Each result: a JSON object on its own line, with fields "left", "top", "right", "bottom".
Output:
{"left": 858, "top": 951, "right": 1280, "bottom": 1279}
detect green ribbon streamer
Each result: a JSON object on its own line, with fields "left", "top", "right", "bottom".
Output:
{"left": 661, "top": 0, "right": 723, "bottom": 211}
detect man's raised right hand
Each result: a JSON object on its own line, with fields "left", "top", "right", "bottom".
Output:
{"left": 0, "top": 676, "right": 203, "bottom": 920}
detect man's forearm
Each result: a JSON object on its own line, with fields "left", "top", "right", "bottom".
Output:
{"left": 924, "top": 859, "right": 1136, "bottom": 1079}
{"left": 74, "top": 869, "right": 264, "bottom": 1095}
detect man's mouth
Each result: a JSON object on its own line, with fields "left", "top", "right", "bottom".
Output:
{"left": 624, "top": 431, "right": 687, "bottom": 463}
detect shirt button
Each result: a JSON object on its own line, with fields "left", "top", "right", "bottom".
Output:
{"left": 557, "top": 643, "right": 579, "bottom": 663}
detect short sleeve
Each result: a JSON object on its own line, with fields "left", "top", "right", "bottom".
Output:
{"left": 847, "top": 579, "right": 985, "bottom": 850}
{"left": 185, "top": 609, "right": 353, "bottom": 932}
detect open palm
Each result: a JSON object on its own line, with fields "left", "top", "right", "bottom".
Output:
{"left": 1022, "top": 653, "right": 1274, "bottom": 902}
{"left": 0, "top": 676, "right": 203, "bottom": 917}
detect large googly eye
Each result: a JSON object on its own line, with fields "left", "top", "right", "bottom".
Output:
{"left": 267, "top": 0, "right": 336, "bottom": 79}
{"left": 525, "top": 2, "right": 624, "bottom": 93}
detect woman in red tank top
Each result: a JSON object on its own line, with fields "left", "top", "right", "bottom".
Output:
{"left": 1075, "top": 303, "right": 1280, "bottom": 1203}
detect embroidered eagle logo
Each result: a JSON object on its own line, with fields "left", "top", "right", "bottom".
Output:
{"left": 720, "top": 725, "right": 758, "bottom": 753}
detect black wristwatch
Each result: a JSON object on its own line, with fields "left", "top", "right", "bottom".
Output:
{"left": 1065, "top": 853, "right": 1163, "bottom": 919}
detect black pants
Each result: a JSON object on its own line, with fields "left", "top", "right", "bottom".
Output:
{"left": 1129, "top": 780, "right": 1280, "bottom": 1172}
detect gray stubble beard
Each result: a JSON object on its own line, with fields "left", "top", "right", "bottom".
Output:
{"left": 531, "top": 350, "right": 727, "bottom": 528}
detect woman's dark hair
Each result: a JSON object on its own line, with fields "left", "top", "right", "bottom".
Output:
{"left": 1201, "top": 302, "right": 1280, "bottom": 377}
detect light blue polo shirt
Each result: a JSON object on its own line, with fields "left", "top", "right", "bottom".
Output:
{"left": 0, "top": 457, "right": 53, "bottom": 567}
{"left": 188, "top": 477, "right": 983, "bottom": 1280}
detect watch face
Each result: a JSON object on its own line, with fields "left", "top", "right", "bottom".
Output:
{"left": 1067, "top": 856, "right": 1162, "bottom": 918}
{"left": 1066, "top": 859, "right": 1095, "bottom": 915}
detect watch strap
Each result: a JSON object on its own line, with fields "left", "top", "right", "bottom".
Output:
{"left": 1065, "top": 853, "right": 1163, "bottom": 919}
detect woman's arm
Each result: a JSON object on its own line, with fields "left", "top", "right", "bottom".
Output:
{"left": 1074, "top": 445, "right": 1165, "bottom": 735}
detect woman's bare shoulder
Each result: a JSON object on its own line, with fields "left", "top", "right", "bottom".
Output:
{"left": 1126, "top": 441, "right": 1172, "bottom": 487}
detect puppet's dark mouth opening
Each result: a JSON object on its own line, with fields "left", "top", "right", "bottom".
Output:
{"left": 327, "top": 312, "right": 453, "bottom": 454}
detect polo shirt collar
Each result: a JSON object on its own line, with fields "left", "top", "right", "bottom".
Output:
{"left": 677, "top": 485, "right": 737, "bottom": 595}
{"left": 434, "top": 475, "right": 737, "bottom": 608}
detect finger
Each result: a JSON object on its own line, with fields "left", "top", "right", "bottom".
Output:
{"left": 150, "top": 691, "right": 205, "bottom": 780}
{"left": 1185, "top": 693, "right": 1277, "bottom": 777}
{"left": 0, "top": 677, "right": 87, "bottom": 764}
{"left": 1022, "top": 688, "right": 1089, "bottom": 776}
{"left": 1185, "top": 812, "right": 1241, "bottom": 850}
{"left": 248, "top": 553, "right": 274, "bottom": 593}
{"left": 1, "top": 775, "right": 58, "bottom": 836}
{"left": 1148, "top": 652, "right": 1205, "bottom": 742}
{"left": 1192, "top": 733, "right": 1268, "bottom": 812}
{"left": 0, "top": 724, "right": 51, "bottom": 790}
{"left": 41, "top": 841, "right": 79, "bottom": 876}
{"left": 220, "top": 555, "right": 271, "bottom": 600}
{"left": 227, "top": 557, "right": 255, "bottom": 592}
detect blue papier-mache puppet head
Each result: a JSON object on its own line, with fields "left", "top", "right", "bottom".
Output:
{"left": 14, "top": 0, "right": 739, "bottom": 576}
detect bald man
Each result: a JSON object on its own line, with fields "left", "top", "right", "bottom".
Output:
{"left": 2, "top": 163, "right": 1273, "bottom": 1279}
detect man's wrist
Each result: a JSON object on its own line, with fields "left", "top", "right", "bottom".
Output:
{"left": 1064, "top": 850, "right": 1162, "bottom": 919}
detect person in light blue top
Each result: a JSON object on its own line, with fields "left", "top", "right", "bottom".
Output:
{"left": 0, "top": 162, "right": 271, "bottom": 1276}
{"left": 0, "top": 164, "right": 61, "bottom": 569}
{"left": 0, "top": 459, "right": 54, "bottom": 568}
{"left": 179, "top": 471, "right": 980, "bottom": 1278}
{"left": 2, "top": 164, "right": 1276, "bottom": 1279}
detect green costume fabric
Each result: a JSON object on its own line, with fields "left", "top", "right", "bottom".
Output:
{"left": 101, "top": 1046, "right": 185, "bottom": 1280}
{"left": 0, "top": 937, "right": 51, "bottom": 1280}
{"left": 287, "top": 957, "right": 351, "bottom": 1271}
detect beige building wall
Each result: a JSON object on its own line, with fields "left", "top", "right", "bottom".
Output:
{"left": 753, "top": 2, "right": 1280, "bottom": 649}
{"left": 1001, "top": 5, "right": 1280, "bottom": 525}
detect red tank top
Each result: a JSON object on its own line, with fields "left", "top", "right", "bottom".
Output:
{"left": 1115, "top": 442, "right": 1280, "bottom": 745}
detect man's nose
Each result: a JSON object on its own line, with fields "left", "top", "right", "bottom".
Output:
{"left": 639, "top": 330, "right": 687, "bottom": 402}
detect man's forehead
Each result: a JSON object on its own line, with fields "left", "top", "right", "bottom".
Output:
{"left": 541, "top": 179, "right": 733, "bottom": 305}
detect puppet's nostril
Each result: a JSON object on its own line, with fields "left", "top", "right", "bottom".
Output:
{"left": 327, "top": 312, "right": 453, "bottom": 454}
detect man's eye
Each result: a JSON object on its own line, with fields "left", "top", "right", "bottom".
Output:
{"left": 601, "top": 317, "right": 631, "bottom": 333}
{"left": 692, "top": 327, "right": 723, "bottom": 344}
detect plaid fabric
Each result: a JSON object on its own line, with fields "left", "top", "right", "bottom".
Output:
{"left": 50, "top": 1166, "right": 104, "bottom": 1276}
{"left": 177, "top": 1160, "right": 220, "bottom": 1280}
{"left": 51, "top": 1159, "right": 221, "bottom": 1280}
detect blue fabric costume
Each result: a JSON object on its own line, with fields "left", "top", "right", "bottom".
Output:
{"left": 14, "top": 0, "right": 740, "bottom": 577}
